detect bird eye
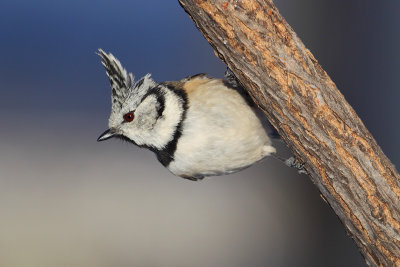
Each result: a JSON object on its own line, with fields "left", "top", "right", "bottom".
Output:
{"left": 123, "top": 112, "right": 134, "bottom": 122}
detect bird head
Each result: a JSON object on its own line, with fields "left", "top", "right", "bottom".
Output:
{"left": 97, "top": 49, "right": 186, "bottom": 152}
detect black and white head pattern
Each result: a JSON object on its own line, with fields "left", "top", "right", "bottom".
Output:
{"left": 98, "top": 49, "right": 187, "bottom": 166}
{"left": 97, "top": 49, "right": 157, "bottom": 127}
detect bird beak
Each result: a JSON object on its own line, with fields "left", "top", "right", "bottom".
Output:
{"left": 97, "top": 129, "right": 116, "bottom": 142}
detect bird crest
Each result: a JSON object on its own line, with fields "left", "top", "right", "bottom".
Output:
{"left": 97, "top": 49, "right": 134, "bottom": 113}
{"left": 97, "top": 49, "right": 156, "bottom": 121}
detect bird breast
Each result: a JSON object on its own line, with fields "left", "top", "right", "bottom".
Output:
{"left": 168, "top": 76, "right": 273, "bottom": 178}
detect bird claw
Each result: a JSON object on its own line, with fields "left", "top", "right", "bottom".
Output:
{"left": 224, "top": 68, "right": 240, "bottom": 88}
{"left": 285, "top": 157, "right": 307, "bottom": 174}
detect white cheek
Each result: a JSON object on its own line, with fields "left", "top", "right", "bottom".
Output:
{"left": 108, "top": 74, "right": 157, "bottom": 129}
{"left": 133, "top": 88, "right": 184, "bottom": 149}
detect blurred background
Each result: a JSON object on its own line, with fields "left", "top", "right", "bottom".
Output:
{"left": 0, "top": 0, "right": 399, "bottom": 266}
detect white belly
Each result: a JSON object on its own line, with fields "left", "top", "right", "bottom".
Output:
{"left": 167, "top": 79, "right": 275, "bottom": 178}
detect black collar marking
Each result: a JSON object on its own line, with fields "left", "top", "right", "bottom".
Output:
{"left": 154, "top": 84, "right": 188, "bottom": 167}
{"left": 117, "top": 84, "right": 188, "bottom": 167}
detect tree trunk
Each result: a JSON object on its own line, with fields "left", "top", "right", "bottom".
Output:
{"left": 178, "top": 0, "right": 400, "bottom": 266}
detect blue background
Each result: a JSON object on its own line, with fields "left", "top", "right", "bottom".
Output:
{"left": 1, "top": 0, "right": 399, "bottom": 266}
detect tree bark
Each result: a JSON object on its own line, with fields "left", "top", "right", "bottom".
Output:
{"left": 178, "top": 0, "right": 400, "bottom": 266}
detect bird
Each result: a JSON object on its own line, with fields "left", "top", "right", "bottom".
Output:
{"left": 96, "top": 49, "right": 277, "bottom": 181}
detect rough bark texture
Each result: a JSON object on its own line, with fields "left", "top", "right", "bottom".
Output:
{"left": 178, "top": 0, "right": 400, "bottom": 266}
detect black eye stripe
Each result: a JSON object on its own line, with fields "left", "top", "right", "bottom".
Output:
{"left": 156, "top": 93, "right": 165, "bottom": 118}
{"left": 139, "top": 86, "right": 166, "bottom": 119}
